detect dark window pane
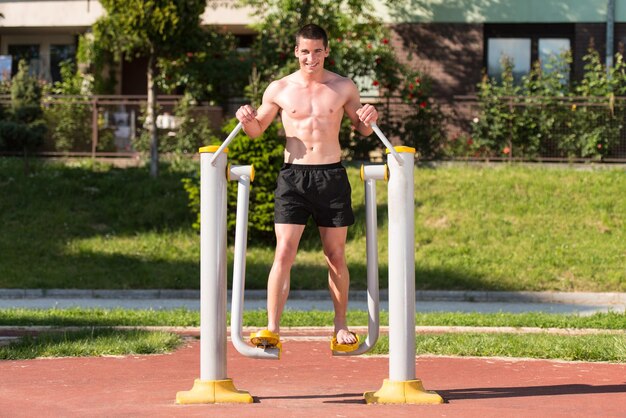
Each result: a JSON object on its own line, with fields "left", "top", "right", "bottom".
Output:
{"left": 50, "top": 44, "right": 76, "bottom": 83}
{"left": 7, "top": 44, "right": 40, "bottom": 76}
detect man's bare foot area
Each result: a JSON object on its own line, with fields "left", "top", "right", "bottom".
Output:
{"left": 335, "top": 328, "right": 357, "bottom": 345}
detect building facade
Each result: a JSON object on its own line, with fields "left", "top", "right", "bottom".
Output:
{"left": 0, "top": 0, "right": 255, "bottom": 91}
{"left": 0, "top": 0, "right": 624, "bottom": 99}
{"left": 381, "top": 0, "right": 625, "bottom": 101}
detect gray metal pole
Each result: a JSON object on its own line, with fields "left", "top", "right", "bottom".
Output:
{"left": 230, "top": 165, "right": 280, "bottom": 359}
{"left": 363, "top": 144, "right": 443, "bottom": 405}
{"left": 200, "top": 149, "right": 228, "bottom": 381}
{"left": 387, "top": 150, "right": 416, "bottom": 382}
{"left": 333, "top": 165, "right": 385, "bottom": 356}
{"left": 176, "top": 145, "right": 252, "bottom": 404}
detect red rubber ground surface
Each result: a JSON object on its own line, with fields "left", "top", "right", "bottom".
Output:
{"left": 1, "top": 336, "right": 625, "bottom": 417}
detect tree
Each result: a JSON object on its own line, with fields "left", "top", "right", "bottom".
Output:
{"left": 0, "top": 61, "right": 47, "bottom": 173}
{"left": 93, "top": 0, "right": 207, "bottom": 177}
{"left": 158, "top": 30, "right": 251, "bottom": 105}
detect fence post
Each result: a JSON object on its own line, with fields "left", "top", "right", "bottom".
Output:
{"left": 91, "top": 97, "right": 99, "bottom": 159}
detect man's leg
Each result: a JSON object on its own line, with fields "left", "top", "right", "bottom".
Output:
{"left": 319, "top": 226, "right": 357, "bottom": 345}
{"left": 267, "top": 223, "right": 306, "bottom": 334}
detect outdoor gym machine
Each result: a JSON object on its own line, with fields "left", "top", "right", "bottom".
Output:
{"left": 176, "top": 121, "right": 443, "bottom": 405}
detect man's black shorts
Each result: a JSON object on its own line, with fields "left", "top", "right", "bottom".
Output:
{"left": 274, "top": 162, "right": 355, "bottom": 227}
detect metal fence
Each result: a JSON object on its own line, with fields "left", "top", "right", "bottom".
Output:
{"left": 0, "top": 94, "right": 222, "bottom": 159}
{"left": 2, "top": 94, "right": 626, "bottom": 162}
{"left": 452, "top": 96, "right": 626, "bottom": 162}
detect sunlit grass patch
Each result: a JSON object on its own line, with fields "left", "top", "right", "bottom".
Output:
{"left": 0, "top": 328, "right": 183, "bottom": 360}
{"left": 370, "top": 333, "right": 626, "bottom": 363}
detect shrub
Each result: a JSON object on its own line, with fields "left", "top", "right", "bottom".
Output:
{"left": 469, "top": 49, "right": 626, "bottom": 160}
{"left": 0, "top": 61, "right": 47, "bottom": 171}
{"left": 393, "top": 72, "right": 446, "bottom": 159}
{"left": 183, "top": 117, "right": 284, "bottom": 243}
{"left": 44, "top": 61, "right": 93, "bottom": 152}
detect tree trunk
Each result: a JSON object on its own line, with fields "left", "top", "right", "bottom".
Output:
{"left": 147, "top": 52, "right": 159, "bottom": 178}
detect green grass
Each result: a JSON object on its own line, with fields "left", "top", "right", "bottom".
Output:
{"left": 1, "top": 308, "right": 624, "bottom": 362}
{"left": 0, "top": 158, "right": 625, "bottom": 291}
{"left": 0, "top": 328, "right": 183, "bottom": 360}
{"left": 370, "top": 334, "right": 626, "bottom": 363}
{"left": 2, "top": 308, "right": 625, "bottom": 330}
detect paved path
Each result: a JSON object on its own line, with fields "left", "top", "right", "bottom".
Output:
{"left": 1, "top": 335, "right": 625, "bottom": 417}
{"left": 1, "top": 290, "right": 625, "bottom": 314}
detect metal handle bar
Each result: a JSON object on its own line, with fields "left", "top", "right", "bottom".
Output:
{"left": 210, "top": 122, "right": 243, "bottom": 166}
{"left": 370, "top": 123, "right": 403, "bottom": 166}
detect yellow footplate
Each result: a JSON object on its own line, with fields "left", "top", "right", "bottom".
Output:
{"left": 249, "top": 329, "right": 280, "bottom": 348}
{"left": 330, "top": 332, "right": 361, "bottom": 352}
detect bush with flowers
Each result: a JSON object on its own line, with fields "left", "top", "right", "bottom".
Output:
{"left": 469, "top": 48, "right": 626, "bottom": 160}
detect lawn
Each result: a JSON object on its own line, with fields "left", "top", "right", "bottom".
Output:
{"left": 0, "top": 158, "right": 624, "bottom": 291}
{"left": 1, "top": 308, "right": 625, "bottom": 362}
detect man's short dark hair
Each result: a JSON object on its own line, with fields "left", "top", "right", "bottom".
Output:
{"left": 296, "top": 24, "right": 328, "bottom": 49}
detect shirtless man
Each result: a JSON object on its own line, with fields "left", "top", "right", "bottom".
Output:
{"left": 236, "top": 24, "right": 378, "bottom": 349}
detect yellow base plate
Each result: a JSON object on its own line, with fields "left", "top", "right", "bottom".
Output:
{"left": 364, "top": 379, "right": 444, "bottom": 405}
{"left": 176, "top": 378, "right": 253, "bottom": 404}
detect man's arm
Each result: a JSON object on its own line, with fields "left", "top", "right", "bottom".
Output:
{"left": 343, "top": 80, "right": 378, "bottom": 137}
{"left": 236, "top": 81, "right": 281, "bottom": 139}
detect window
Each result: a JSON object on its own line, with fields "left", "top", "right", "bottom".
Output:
{"left": 7, "top": 44, "right": 40, "bottom": 77}
{"left": 539, "top": 38, "right": 570, "bottom": 72}
{"left": 485, "top": 24, "right": 574, "bottom": 83}
{"left": 0, "top": 56, "right": 11, "bottom": 81}
{"left": 50, "top": 44, "right": 76, "bottom": 82}
{"left": 487, "top": 38, "right": 531, "bottom": 82}
{"left": 235, "top": 34, "right": 255, "bottom": 52}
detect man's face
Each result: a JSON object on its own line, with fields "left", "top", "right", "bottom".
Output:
{"left": 295, "top": 38, "right": 329, "bottom": 74}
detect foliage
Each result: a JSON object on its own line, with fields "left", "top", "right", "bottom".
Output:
{"left": 386, "top": 72, "right": 446, "bottom": 159}
{"left": 468, "top": 57, "right": 521, "bottom": 158}
{"left": 569, "top": 49, "right": 626, "bottom": 158}
{"left": 44, "top": 61, "right": 93, "bottom": 152}
{"left": 0, "top": 61, "right": 47, "bottom": 171}
{"left": 182, "top": 117, "right": 284, "bottom": 242}
{"left": 157, "top": 30, "right": 251, "bottom": 104}
{"left": 93, "top": 0, "right": 207, "bottom": 63}
{"left": 238, "top": 0, "right": 443, "bottom": 160}
{"left": 467, "top": 49, "right": 626, "bottom": 160}
{"left": 224, "top": 118, "right": 284, "bottom": 241}
{"left": 76, "top": 33, "right": 117, "bottom": 94}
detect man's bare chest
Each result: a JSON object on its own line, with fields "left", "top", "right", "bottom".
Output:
{"left": 276, "top": 85, "right": 346, "bottom": 120}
